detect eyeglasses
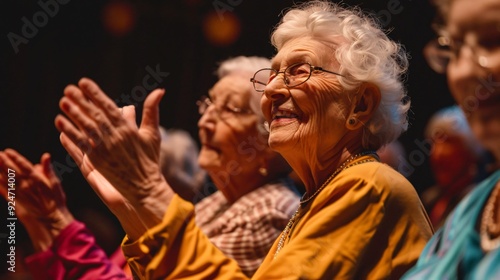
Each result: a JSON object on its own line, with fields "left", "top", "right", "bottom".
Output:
{"left": 196, "top": 95, "right": 253, "bottom": 120}
{"left": 250, "top": 62, "right": 344, "bottom": 92}
{"left": 424, "top": 34, "right": 500, "bottom": 74}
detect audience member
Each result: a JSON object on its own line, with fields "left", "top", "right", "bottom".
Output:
{"left": 402, "top": 0, "right": 500, "bottom": 278}
{"left": 193, "top": 55, "right": 300, "bottom": 276}
{"left": 420, "top": 105, "right": 487, "bottom": 227}
{"left": 55, "top": 2, "right": 433, "bottom": 278}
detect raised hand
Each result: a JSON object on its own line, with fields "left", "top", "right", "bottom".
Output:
{"left": 54, "top": 78, "right": 174, "bottom": 233}
{"left": 0, "top": 150, "right": 74, "bottom": 251}
{"left": 59, "top": 105, "right": 148, "bottom": 240}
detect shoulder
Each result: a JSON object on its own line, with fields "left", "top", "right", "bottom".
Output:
{"left": 333, "top": 161, "right": 415, "bottom": 199}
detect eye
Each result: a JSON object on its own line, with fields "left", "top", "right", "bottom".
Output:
{"left": 478, "top": 35, "right": 500, "bottom": 50}
{"left": 286, "top": 63, "right": 310, "bottom": 77}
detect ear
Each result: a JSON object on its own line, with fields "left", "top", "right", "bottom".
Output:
{"left": 346, "top": 83, "right": 381, "bottom": 130}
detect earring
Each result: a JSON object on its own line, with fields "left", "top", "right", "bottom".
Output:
{"left": 348, "top": 118, "right": 356, "bottom": 125}
{"left": 259, "top": 167, "right": 268, "bottom": 176}
{"left": 263, "top": 121, "right": 270, "bottom": 132}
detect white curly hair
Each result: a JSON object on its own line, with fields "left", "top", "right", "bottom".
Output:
{"left": 271, "top": 0, "right": 410, "bottom": 150}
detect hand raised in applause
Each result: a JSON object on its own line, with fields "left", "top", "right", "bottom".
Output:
{"left": 0, "top": 150, "right": 74, "bottom": 251}
{"left": 59, "top": 104, "right": 149, "bottom": 240}
{"left": 54, "top": 78, "right": 174, "bottom": 235}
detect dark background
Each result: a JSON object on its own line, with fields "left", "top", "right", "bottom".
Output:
{"left": 0, "top": 0, "right": 454, "bottom": 277}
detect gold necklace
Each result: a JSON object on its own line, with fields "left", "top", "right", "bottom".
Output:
{"left": 273, "top": 151, "right": 378, "bottom": 259}
{"left": 480, "top": 181, "right": 500, "bottom": 252}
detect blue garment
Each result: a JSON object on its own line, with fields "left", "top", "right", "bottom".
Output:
{"left": 402, "top": 170, "right": 500, "bottom": 279}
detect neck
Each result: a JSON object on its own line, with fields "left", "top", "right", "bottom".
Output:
{"left": 274, "top": 130, "right": 367, "bottom": 196}
{"left": 298, "top": 151, "right": 374, "bottom": 197}
{"left": 298, "top": 150, "right": 378, "bottom": 205}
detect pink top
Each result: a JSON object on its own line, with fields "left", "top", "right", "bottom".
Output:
{"left": 25, "top": 221, "right": 130, "bottom": 280}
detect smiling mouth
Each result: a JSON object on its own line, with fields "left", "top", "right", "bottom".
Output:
{"left": 272, "top": 110, "right": 299, "bottom": 120}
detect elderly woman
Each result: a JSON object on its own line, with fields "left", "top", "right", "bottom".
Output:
{"left": 192, "top": 56, "right": 299, "bottom": 276}
{"left": 55, "top": 1, "right": 433, "bottom": 279}
{"left": 402, "top": 0, "right": 500, "bottom": 278}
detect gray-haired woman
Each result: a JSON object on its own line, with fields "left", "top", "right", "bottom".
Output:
{"left": 55, "top": 1, "right": 433, "bottom": 279}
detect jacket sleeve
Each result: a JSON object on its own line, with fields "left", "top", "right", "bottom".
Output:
{"left": 25, "top": 220, "right": 130, "bottom": 280}
{"left": 122, "top": 194, "right": 248, "bottom": 280}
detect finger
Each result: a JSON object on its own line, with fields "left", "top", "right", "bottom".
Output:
{"left": 59, "top": 95, "right": 106, "bottom": 148}
{"left": 64, "top": 84, "right": 117, "bottom": 138}
{"left": 122, "top": 105, "right": 138, "bottom": 129}
{"left": 59, "top": 133, "right": 85, "bottom": 169}
{"left": 0, "top": 152, "right": 8, "bottom": 187}
{"left": 40, "top": 153, "right": 66, "bottom": 203}
{"left": 41, "top": 153, "right": 61, "bottom": 186}
{"left": 140, "top": 89, "right": 165, "bottom": 133}
{"left": 78, "top": 78, "right": 124, "bottom": 126}
{"left": 30, "top": 164, "right": 52, "bottom": 188}
{"left": 4, "top": 149, "right": 35, "bottom": 175}
{"left": 55, "top": 115, "right": 94, "bottom": 155}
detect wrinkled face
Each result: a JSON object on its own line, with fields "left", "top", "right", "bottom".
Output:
{"left": 260, "top": 37, "right": 347, "bottom": 157}
{"left": 446, "top": 0, "right": 500, "bottom": 154}
{"left": 198, "top": 75, "right": 266, "bottom": 175}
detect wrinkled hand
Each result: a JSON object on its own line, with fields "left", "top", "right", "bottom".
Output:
{"left": 54, "top": 78, "right": 174, "bottom": 231}
{"left": 0, "top": 149, "right": 74, "bottom": 251}
{"left": 59, "top": 105, "right": 147, "bottom": 239}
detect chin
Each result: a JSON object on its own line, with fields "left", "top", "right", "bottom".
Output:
{"left": 268, "top": 135, "right": 292, "bottom": 153}
{"left": 198, "top": 153, "right": 215, "bottom": 170}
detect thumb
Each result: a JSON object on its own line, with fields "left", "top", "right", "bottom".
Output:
{"left": 40, "top": 153, "right": 61, "bottom": 185}
{"left": 140, "top": 89, "right": 165, "bottom": 133}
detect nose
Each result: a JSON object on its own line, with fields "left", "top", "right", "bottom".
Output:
{"left": 197, "top": 106, "right": 217, "bottom": 130}
{"left": 448, "top": 46, "right": 482, "bottom": 91}
{"left": 453, "top": 44, "right": 485, "bottom": 74}
{"left": 263, "top": 74, "right": 290, "bottom": 101}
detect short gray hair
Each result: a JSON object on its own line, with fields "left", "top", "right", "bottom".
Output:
{"left": 425, "top": 105, "right": 482, "bottom": 155}
{"left": 216, "top": 56, "right": 271, "bottom": 134}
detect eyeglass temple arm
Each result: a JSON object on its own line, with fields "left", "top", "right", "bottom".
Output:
{"left": 250, "top": 78, "right": 267, "bottom": 86}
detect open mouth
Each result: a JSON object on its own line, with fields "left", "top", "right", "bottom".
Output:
{"left": 272, "top": 108, "right": 299, "bottom": 120}
{"left": 201, "top": 143, "right": 220, "bottom": 153}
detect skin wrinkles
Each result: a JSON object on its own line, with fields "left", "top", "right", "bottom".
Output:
{"left": 262, "top": 37, "right": 364, "bottom": 190}
{"left": 198, "top": 77, "right": 259, "bottom": 171}
{"left": 198, "top": 75, "right": 267, "bottom": 202}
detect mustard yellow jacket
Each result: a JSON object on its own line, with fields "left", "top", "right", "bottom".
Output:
{"left": 122, "top": 158, "right": 433, "bottom": 279}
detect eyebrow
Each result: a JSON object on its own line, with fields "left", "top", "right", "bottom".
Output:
{"left": 271, "top": 52, "right": 312, "bottom": 70}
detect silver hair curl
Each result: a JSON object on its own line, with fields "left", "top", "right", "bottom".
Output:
{"left": 271, "top": 1, "right": 410, "bottom": 149}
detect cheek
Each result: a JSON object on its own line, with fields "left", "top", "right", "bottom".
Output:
{"left": 469, "top": 113, "right": 500, "bottom": 143}
{"left": 260, "top": 96, "right": 272, "bottom": 121}
{"left": 301, "top": 80, "right": 346, "bottom": 115}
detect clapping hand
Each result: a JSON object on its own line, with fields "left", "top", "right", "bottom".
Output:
{"left": 54, "top": 78, "right": 174, "bottom": 236}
